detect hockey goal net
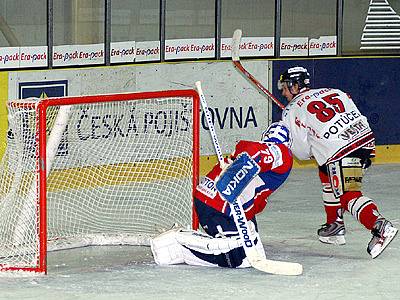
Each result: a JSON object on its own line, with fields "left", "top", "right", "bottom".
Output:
{"left": 0, "top": 90, "right": 199, "bottom": 273}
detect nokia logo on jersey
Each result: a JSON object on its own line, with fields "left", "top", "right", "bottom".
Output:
{"left": 233, "top": 201, "right": 253, "bottom": 247}
{"left": 221, "top": 161, "right": 256, "bottom": 197}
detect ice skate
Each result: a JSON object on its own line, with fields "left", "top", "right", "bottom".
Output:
{"left": 318, "top": 220, "right": 346, "bottom": 245}
{"left": 367, "top": 218, "right": 398, "bottom": 259}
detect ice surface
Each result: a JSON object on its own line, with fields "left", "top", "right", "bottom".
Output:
{"left": 0, "top": 164, "right": 398, "bottom": 300}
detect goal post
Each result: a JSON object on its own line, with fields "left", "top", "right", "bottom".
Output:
{"left": 0, "top": 89, "right": 200, "bottom": 273}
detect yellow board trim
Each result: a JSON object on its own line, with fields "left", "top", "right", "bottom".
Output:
{"left": 0, "top": 157, "right": 193, "bottom": 196}
{"left": 0, "top": 71, "right": 8, "bottom": 159}
{"left": 46, "top": 157, "right": 192, "bottom": 192}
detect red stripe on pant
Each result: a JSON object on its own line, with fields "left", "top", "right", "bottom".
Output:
{"left": 319, "top": 168, "right": 341, "bottom": 224}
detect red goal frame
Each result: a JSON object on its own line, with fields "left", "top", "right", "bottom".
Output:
{"left": 3, "top": 89, "right": 200, "bottom": 274}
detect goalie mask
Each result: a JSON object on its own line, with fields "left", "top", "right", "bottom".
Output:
{"left": 277, "top": 66, "right": 310, "bottom": 92}
{"left": 261, "top": 122, "right": 292, "bottom": 148}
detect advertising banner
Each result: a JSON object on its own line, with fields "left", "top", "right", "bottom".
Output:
{"left": 53, "top": 44, "right": 104, "bottom": 67}
{"left": 309, "top": 36, "right": 337, "bottom": 56}
{"left": 110, "top": 41, "right": 136, "bottom": 64}
{"left": 135, "top": 41, "right": 160, "bottom": 62}
{"left": 0, "top": 46, "right": 47, "bottom": 69}
{"left": 220, "top": 37, "right": 274, "bottom": 58}
{"left": 280, "top": 37, "right": 309, "bottom": 57}
{"left": 165, "top": 38, "right": 215, "bottom": 60}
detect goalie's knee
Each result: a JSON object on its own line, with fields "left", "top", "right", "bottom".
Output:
{"left": 150, "top": 227, "right": 185, "bottom": 266}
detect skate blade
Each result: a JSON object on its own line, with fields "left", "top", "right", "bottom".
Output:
{"left": 318, "top": 235, "right": 346, "bottom": 246}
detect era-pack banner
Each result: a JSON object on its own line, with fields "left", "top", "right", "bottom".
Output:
{"left": 0, "top": 46, "right": 47, "bottom": 69}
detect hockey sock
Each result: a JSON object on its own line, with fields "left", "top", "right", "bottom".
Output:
{"left": 342, "top": 192, "right": 379, "bottom": 230}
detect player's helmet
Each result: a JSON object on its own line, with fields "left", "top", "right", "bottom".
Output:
{"left": 261, "top": 122, "right": 292, "bottom": 148}
{"left": 277, "top": 66, "right": 310, "bottom": 91}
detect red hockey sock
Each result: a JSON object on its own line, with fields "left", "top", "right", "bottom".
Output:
{"left": 340, "top": 192, "right": 379, "bottom": 230}
{"left": 324, "top": 205, "right": 342, "bottom": 224}
{"left": 358, "top": 202, "right": 379, "bottom": 230}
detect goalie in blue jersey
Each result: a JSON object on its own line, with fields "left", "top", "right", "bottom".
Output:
{"left": 151, "top": 122, "right": 295, "bottom": 268}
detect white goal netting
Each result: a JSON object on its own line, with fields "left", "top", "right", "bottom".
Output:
{"left": 0, "top": 91, "right": 199, "bottom": 272}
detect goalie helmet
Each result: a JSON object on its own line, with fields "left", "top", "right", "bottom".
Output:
{"left": 277, "top": 66, "right": 310, "bottom": 91}
{"left": 261, "top": 122, "right": 292, "bottom": 148}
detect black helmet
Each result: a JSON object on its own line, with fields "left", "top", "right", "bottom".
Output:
{"left": 278, "top": 66, "right": 310, "bottom": 91}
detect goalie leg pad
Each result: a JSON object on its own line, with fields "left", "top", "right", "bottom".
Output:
{"left": 176, "top": 227, "right": 266, "bottom": 268}
{"left": 150, "top": 228, "right": 218, "bottom": 267}
{"left": 150, "top": 227, "right": 185, "bottom": 266}
{"left": 151, "top": 227, "right": 266, "bottom": 268}
{"left": 177, "top": 229, "right": 240, "bottom": 267}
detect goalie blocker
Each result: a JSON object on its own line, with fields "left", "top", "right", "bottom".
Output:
{"left": 151, "top": 122, "right": 300, "bottom": 272}
{"left": 216, "top": 152, "right": 260, "bottom": 204}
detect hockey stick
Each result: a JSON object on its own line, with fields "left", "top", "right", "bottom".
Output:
{"left": 195, "top": 81, "right": 302, "bottom": 276}
{"left": 231, "top": 29, "right": 285, "bottom": 110}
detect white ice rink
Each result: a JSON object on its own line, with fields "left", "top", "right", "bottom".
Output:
{"left": 0, "top": 164, "right": 398, "bottom": 300}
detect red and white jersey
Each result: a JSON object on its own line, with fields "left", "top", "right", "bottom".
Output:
{"left": 281, "top": 88, "right": 375, "bottom": 165}
{"left": 195, "top": 140, "right": 292, "bottom": 220}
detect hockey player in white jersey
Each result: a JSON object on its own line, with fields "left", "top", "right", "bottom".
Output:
{"left": 278, "top": 66, "right": 397, "bottom": 258}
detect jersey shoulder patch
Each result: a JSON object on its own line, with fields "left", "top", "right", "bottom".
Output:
{"left": 197, "top": 176, "right": 217, "bottom": 198}
{"left": 268, "top": 144, "right": 284, "bottom": 169}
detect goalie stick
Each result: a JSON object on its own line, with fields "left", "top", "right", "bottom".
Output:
{"left": 231, "top": 29, "right": 285, "bottom": 110}
{"left": 195, "top": 81, "right": 302, "bottom": 276}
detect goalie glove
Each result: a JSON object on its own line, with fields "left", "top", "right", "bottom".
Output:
{"left": 216, "top": 152, "right": 260, "bottom": 204}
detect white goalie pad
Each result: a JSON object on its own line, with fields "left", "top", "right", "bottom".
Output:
{"left": 175, "top": 229, "right": 242, "bottom": 255}
{"left": 150, "top": 227, "right": 185, "bottom": 266}
{"left": 150, "top": 225, "right": 266, "bottom": 268}
{"left": 150, "top": 227, "right": 218, "bottom": 267}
